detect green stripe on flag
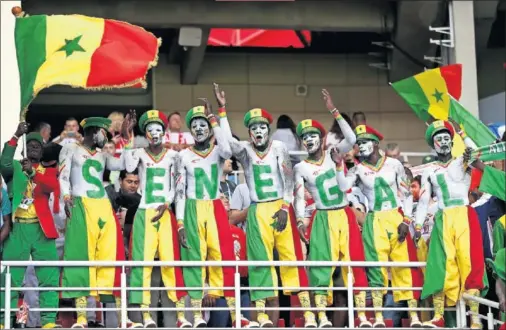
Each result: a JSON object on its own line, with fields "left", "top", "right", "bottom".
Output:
{"left": 361, "top": 212, "right": 384, "bottom": 287}
{"left": 421, "top": 210, "right": 446, "bottom": 300}
{"left": 129, "top": 209, "right": 147, "bottom": 304}
{"left": 308, "top": 210, "right": 333, "bottom": 295}
{"left": 181, "top": 199, "right": 204, "bottom": 299}
{"left": 449, "top": 97, "right": 497, "bottom": 147}
{"left": 15, "top": 15, "right": 47, "bottom": 112}
{"left": 390, "top": 77, "right": 432, "bottom": 122}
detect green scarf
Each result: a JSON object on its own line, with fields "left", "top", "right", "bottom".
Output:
{"left": 470, "top": 142, "right": 506, "bottom": 162}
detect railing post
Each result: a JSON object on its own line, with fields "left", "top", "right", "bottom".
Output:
{"left": 459, "top": 297, "right": 467, "bottom": 328}
{"left": 4, "top": 269, "right": 11, "bottom": 330}
{"left": 456, "top": 298, "right": 461, "bottom": 328}
{"left": 487, "top": 307, "right": 494, "bottom": 330}
{"left": 347, "top": 266, "right": 354, "bottom": 328}
{"left": 234, "top": 269, "right": 241, "bottom": 328}
{"left": 120, "top": 266, "right": 127, "bottom": 329}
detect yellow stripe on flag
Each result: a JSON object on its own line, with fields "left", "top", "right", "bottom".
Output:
{"left": 34, "top": 15, "right": 105, "bottom": 93}
{"left": 301, "top": 119, "right": 312, "bottom": 128}
{"left": 414, "top": 68, "right": 450, "bottom": 120}
{"left": 452, "top": 134, "right": 465, "bottom": 157}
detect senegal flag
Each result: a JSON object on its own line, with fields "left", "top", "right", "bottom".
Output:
{"left": 15, "top": 14, "right": 161, "bottom": 114}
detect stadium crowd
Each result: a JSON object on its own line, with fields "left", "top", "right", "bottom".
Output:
{"left": 0, "top": 84, "right": 505, "bottom": 329}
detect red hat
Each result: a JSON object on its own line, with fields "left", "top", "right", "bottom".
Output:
{"left": 354, "top": 124, "right": 384, "bottom": 142}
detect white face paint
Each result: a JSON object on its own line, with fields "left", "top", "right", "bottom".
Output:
{"left": 357, "top": 140, "right": 374, "bottom": 157}
{"left": 302, "top": 132, "right": 321, "bottom": 154}
{"left": 249, "top": 123, "right": 270, "bottom": 147}
{"left": 190, "top": 118, "right": 211, "bottom": 143}
{"left": 146, "top": 122, "right": 164, "bottom": 145}
{"left": 94, "top": 129, "right": 108, "bottom": 148}
{"left": 433, "top": 132, "right": 452, "bottom": 155}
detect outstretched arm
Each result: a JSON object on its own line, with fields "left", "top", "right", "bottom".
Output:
{"left": 414, "top": 171, "right": 432, "bottom": 229}
{"left": 293, "top": 167, "right": 306, "bottom": 222}
{"left": 59, "top": 144, "right": 74, "bottom": 198}
{"left": 278, "top": 144, "right": 294, "bottom": 205}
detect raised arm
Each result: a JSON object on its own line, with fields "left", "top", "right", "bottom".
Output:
{"left": 59, "top": 144, "right": 75, "bottom": 198}
{"left": 293, "top": 166, "right": 306, "bottom": 222}
{"left": 277, "top": 143, "right": 294, "bottom": 205}
{"left": 200, "top": 98, "right": 232, "bottom": 159}
{"left": 175, "top": 155, "right": 186, "bottom": 226}
{"left": 322, "top": 89, "right": 356, "bottom": 153}
{"left": 0, "top": 122, "right": 28, "bottom": 182}
{"left": 414, "top": 171, "right": 432, "bottom": 230}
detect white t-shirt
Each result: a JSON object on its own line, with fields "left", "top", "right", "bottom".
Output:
{"left": 164, "top": 131, "right": 194, "bottom": 145}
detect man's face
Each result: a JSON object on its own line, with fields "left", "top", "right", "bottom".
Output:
{"left": 357, "top": 139, "right": 375, "bottom": 157}
{"left": 190, "top": 118, "right": 211, "bottom": 143}
{"left": 433, "top": 132, "right": 452, "bottom": 155}
{"left": 120, "top": 174, "right": 140, "bottom": 194}
{"left": 93, "top": 128, "right": 108, "bottom": 148}
{"left": 410, "top": 180, "right": 421, "bottom": 201}
{"left": 26, "top": 140, "right": 43, "bottom": 161}
{"left": 249, "top": 123, "right": 270, "bottom": 147}
{"left": 103, "top": 142, "right": 115, "bottom": 155}
{"left": 146, "top": 122, "right": 164, "bottom": 146}
{"left": 223, "top": 159, "right": 233, "bottom": 174}
{"left": 386, "top": 147, "right": 400, "bottom": 159}
{"left": 41, "top": 127, "right": 51, "bottom": 143}
{"left": 169, "top": 114, "right": 182, "bottom": 132}
{"left": 65, "top": 120, "right": 79, "bottom": 133}
{"left": 302, "top": 132, "right": 321, "bottom": 155}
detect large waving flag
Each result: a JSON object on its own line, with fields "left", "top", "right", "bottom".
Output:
{"left": 391, "top": 64, "right": 466, "bottom": 155}
{"left": 15, "top": 13, "right": 161, "bottom": 117}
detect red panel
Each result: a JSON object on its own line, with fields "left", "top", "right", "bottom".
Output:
{"left": 208, "top": 28, "right": 310, "bottom": 48}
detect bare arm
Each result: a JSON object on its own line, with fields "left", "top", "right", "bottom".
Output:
{"left": 58, "top": 144, "right": 74, "bottom": 198}
{"left": 414, "top": 171, "right": 432, "bottom": 229}
{"left": 278, "top": 143, "right": 294, "bottom": 204}
{"left": 293, "top": 166, "right": 306, "bottom": 221}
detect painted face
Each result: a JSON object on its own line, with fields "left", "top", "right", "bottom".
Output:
{"left": 357, "top": 140, "right": 374, "bottom": 157}
{"left": 249, "top": 123, "right": 269, "bottom": 147}
{"left": 302, "top": 132, "right": 321, "bottom": 154}
{"left": 93, "top": 128, "right": 108, "bottom": 148}
{"left": 146, "top": 122, "right": 164, "bottom": 145}
{"left": 433, "top": 132, "right": 452, "bottom": 155}
{"left": 190, "top": 118, "right": 211, "bottom": 143}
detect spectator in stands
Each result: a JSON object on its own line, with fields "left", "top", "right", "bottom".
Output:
{"left": 108, "top": 111, "right": 126, "bottom": 156}
{"left": 385, "top": 143, "right": 401, "bottom": 160}
{"left": 35, "top": 122, "right": 52, "bottom": 144}
{"left": 487, "top": 249, "right": 506, "bottom": 320}
{"left": 220, "top": 159, "right": 237, "bottom": 200}
{"left": 0, "top": 176, "right": 11, "bottom": 245}
{"left": 52, "top": 117, "right": 83, "bottom": 146}
{"left": 352, "top": 111, "right": 366, "bottom": 128}
{"left": 325, "top": 113, "right": 353, "bottom": 150}
{"left": 272, "top": 115, "right": 301, "bottom": 165}
{"left": 229, "top": 183, "right": 250, "bottom": 229}
{"left": 164, "top": 111, "right": 194, "bottom": 151}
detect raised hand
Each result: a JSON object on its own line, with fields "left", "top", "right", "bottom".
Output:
{"left": 151, "top": 203, "right": 168, "bottom": 223}
{"left": 15, "top": 122, "right": 29, "bottom": 138}
{"left": 213, "top": 83, "right": 226, "bottom": 107}
{"left": 322, "top": 89, "right": 337, "bottom": 113}
{"left": 198, "top": 97, "right": 213, "bottom": 117}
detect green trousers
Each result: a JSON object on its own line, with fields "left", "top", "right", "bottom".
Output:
{"left": 0, "top": 222, "right": 59, "bottom": 326}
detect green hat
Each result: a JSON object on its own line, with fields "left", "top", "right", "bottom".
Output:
{"left": 80, "top": 117, "right": 111, "bottom": 130}
{"left": 425, "top": 120, "right": 455, "bottom": 147}
{"left": 486, "top": 248, "right": 506, "bottom": 281}
{"left": 185, "top": 106, "right": 208, "bottom": 128}
{"left": 26, "top": 132, "right": 43, "bottom": 145}
{"left": 243, "top": 108, "right": 273, "bottom": 128}
{"left": 138, "top": 110, "right": 168, "bottom": 133}
{"left": 296, "top": 119, "right": 326, "bottom": 137}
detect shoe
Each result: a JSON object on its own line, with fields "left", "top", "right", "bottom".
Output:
{"left": 240, "top": 316, "right": 251, "bottom": 328}
{"left": 193, "top": 317, "right": 207, "bottom": 328}
{"left": 470, "top": 317, "right": 482, "bottom": 330}
{"left": 247, "top": 321, "right": 260, "bottom": 328}
{"left": 143, "top": 318, "right": 157, "bottom": 328}
{"left": 304, "top": 313, "right": 317, "bottom": 328}
{"left": 410, "top": 315, "right": 422, "bottom": 328}
{"left": 358, "top": 316, "right": 373, "bottom": 328}
{"left": 42, "top": 323, "right": 62, "bottom": 328}
{"left": 126, "top": 319, "right": 143, "bottom": 328}
{"left": 177, "top": 317, "right": 192, "bottom": 328}
{"left": 422, "top": 317, "right": 445, "bottom": 328}
{"left": 258, "top": 314, "right": 273, "bottom": 328}
{"left": 88, "top": 321, "right": 105, "bottom": 328}
{"left": 318, "top": 317, "right": 333, "bottom": 328}
{"left": 373, "top": 317, "right": 386, "bottom": 328}
{"left": 71, "top": 322, "right": 87, "bottom": 329}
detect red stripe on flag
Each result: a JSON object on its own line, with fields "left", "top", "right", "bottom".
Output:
{"left": 87, "top": 20, "right": 159, "bottom": 87}
{"left": 212, "top": 199, "right": 236, "bottom": 297}
{"left": 440, "top": 64, "right": 462, "bottom": 100}
{"left": 465, "top": 206, "right": 486, "bottom": 291}
{"left": 289, "top": 205, "right": 309, "bottom": 287}
{"left": 344, "top": 207, "right": 369, "bottom": 292}
{"left": 169, "top": 210, "right": 188, "bottom": 300}
{"left": 112, "top": 213, "right": 125, "bottom": 297}
{"left": 405, "top": 234, "right": 423, "bottom": 300}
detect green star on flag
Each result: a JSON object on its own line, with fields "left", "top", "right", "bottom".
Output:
{"left": 57, "top": 35, "right": 85, "bottom": 57}
{"left": 432, "top": 88, "right": 443, "bottom": 102}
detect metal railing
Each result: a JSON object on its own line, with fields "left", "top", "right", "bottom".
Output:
{"left": 0, "top": 260, "right": 485, "bottom": 329}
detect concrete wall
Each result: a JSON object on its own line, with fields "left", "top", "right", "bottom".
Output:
{"left": 154, "top": 53, "right": 429, "bottom": 153}
{"left": 477, "top": 48, "right": 506, "bottom": 99}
